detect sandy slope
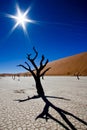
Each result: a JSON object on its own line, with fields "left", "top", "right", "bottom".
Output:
{"left": 45, "top": 52, "right": 87, "bottom": 76}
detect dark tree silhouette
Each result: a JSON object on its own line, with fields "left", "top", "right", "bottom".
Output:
{"left": 18, "top": 47, "right": 50, "bottom": 97}
{"left": 76, "top": 72, "right": 80, "bottom": 80}
{"left": 74, "top": 72, "right": 80, "bottom": 80}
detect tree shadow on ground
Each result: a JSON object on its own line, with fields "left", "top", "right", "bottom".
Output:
{"left": 15, "top": 95, "right": 87, "bottom": 130}
{"left": 14, "top": 95, "right": 70, "bottom": 102}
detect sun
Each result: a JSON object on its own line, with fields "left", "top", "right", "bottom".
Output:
{"left": 6, "top": 4, "right": 35, "bottom": 35}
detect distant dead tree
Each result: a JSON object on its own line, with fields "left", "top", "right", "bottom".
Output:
{"left": 18, "top": 47, "right": 51, "bottom": 97}
{"left": 74, "top": 72, "right": 80, "bottom": 80}
{"left": 77, "top": 74, "right": 79, "bottom": 80}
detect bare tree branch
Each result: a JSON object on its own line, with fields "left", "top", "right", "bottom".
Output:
{"left": 40, "top": 55, "right": 45, "bottom": 67}
{"left": 18, "top": 64, "right": 29, "bottom": 71}
{"left": 18, "top": 64, "right": 36, "bottom": 78}
{"left": 33, "top": 47, "right": 38, "bottom": 60}
{"left": 27, "top": 53, "right": 31, "bottom": 58}
{"left": 27, "top": 54, "right": 31, "bottom": 60}
{"left": 44, "top": 59, "right": 49, "bottom": 67}
{"left": 25, "top": 62, "right": 30, "bottom": 69}
{"left": 39, "top": 58, "right": 49, "bottom": 72}
{"left": 26, "top": 47, "right": 38, "bottom": 70}
{"left": 40, "top": 67, "right": 51, "bottom": 77}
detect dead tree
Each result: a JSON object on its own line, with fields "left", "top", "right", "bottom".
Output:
{"left": 17, "top": 48, "right": 87, "bottom": 129}
{"left": 18, "top": 47, "right": 50, "bottom": 97}
{"left": 74, "top": 72, "right": 80, "bottom": 80}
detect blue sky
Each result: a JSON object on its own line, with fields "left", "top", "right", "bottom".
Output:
{"left": 0, "top": 0, "right": 87, "bottom": 73}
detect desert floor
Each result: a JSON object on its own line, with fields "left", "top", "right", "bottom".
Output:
{"left": 0, "top": 76, "right": 87, "bottom": 130}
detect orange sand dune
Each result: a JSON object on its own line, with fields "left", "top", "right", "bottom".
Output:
{"left": 45, "top": 52, "right": 87, "bottom": 76}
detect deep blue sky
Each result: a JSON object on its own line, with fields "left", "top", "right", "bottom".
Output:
{"left": 0, "top": 0, "right": 87, "bottom": 73}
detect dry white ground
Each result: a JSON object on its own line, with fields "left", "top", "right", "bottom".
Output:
{"left": 0, "top": 76, "right": 87, "bottom": 130}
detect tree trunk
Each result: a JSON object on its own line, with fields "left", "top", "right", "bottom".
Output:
{"left": 35, "top": 77, "right": 45, "bottom": 97}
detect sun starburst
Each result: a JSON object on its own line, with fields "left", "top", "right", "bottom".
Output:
{"left": 6, "top": 4, "right": 35, "bottom": 35}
